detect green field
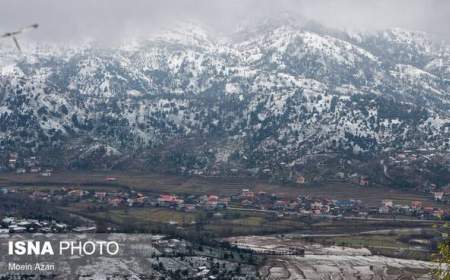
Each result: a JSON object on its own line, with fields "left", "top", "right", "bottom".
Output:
{"left": 327, "top": 235, "right": 409, "bottom": 248}
{"left": 90, "top": 208, "right": 197, "bottom": 225}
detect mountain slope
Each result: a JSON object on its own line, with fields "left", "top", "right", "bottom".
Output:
{"left": 1, "top": 21, "right": 450, "bottom": 187}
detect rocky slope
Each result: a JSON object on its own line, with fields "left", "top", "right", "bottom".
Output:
{"left": 1, "top": 19, "right": 450, "bottom": 187}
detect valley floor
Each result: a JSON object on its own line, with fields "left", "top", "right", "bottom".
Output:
{"left": 0, "top": 171, "right": 448, "bottom": 279}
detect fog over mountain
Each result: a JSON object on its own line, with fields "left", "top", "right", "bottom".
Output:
{"left": 1, "top": 0, "right": 450, "bottom": 44}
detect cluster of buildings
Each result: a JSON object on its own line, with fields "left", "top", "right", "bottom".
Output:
{"left": 29, "top": 188, "right": 151, "bottom": 208}
{"left": 147, "top": 189, "right": 447, "bottom": 221}
{"left": 2, "top": 182, "right": 448, "bottom": 223}
{"left": 377, "top": 199, "right": 446, "bottom": 219}
{"left": 433, "top": 187, "right": 450, "bottom": 204}
{"left": 0, "top": 216, "right": 72, "bottom": 234}
{"left": 0, "top": 186, "right": 230, "bottom": 213}
{"left": 5, "top": 153, "right": 53, "bottom": 176}
{"left": 157, "top": 194, "right": 230, "bottom": 212}
{"left": 229, "top": 189, "right": 448, "bottom": 220}
{"left": 231, "top": 189, "right": 364, "bottom": 216}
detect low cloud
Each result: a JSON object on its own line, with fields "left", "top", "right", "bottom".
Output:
{"left": 0, "top": 0, "right": 449, "bottom": 44}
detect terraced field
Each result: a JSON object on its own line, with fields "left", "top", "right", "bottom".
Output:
{"left": 226, "top": 235, "right": 437, "bottom": 280}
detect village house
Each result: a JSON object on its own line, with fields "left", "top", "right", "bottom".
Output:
{"left": 262, "top": 168, "right": 272, "bottom": 175}
{"left": 157, "top": 194, "right": 184, "bottom": 207}
{"left": 382, "top": 199, "right": 394, "bottom": 208}
{"left": 299, "top": 209, "right": 312, "bottom": 216}
{"left": 68, "top": 189, "right": 86, "bottom": 198}
{"left": 31, "top": 191, "right": 50, "bottom": 200}
{"left": 9, "top": 152, "right": 18, "bottom": 158}
{"left": 241, "top": 189, "right": 255, "bottom": 200}
{"left": 241, "top": 199, "right": 253, "bottom": 207}
{"left": 296, "top": 175, "right": 306, "bottom": 184}
{"left": 230, "top": 168, "right": 239, "bottom": 175}
{"left": 108, "top": 197, "right": 124, "bottom": 207}
{"left": 359, "top": 176, "right": 369, "bottom": 186}
{"left": 127, "top": 198, "right": 135, "bottom": 207}
{"left": 8, "top": 158, "right": 17, "bottom": 169}
{"left": 54, "top": 223, "right": 68, "bottom": 232}
{"left": 207, "top": 195, "right": 219, "bottom": 202}
{"left": 135, "top": 196, "right": 148, "bottom": 205}
{"left": 256, "top": 192, "right": 275, "bottom": 205}
{"left": 30, "top": 167, "right": 41, "bottom": 173}
{"left": 40, "top": 171, "right": 52, "bottom": 177}
{"left": 1, "top": 217, "right": 15, "bottom": 226}
{"left": 217, "top": 198, "right": 229, "bottom": 209}
{"left": 95, "top": 192, "right": 107, "bottom": 200}
{"left": 411, "top": 200, "right": 423, "bottom": 209}
{"left": 434, "top": 192, "right": 445, "bottom": 202}
{"left": 115, "top": 191, "right": 129, "bottom": 199}
{"left": 24, "top": 157, "right": 38, "bottom": 168}
{"left": 349, "top": 173, "right": 360, "bottom": 184}
{"left": 7, "top": 152, "right": 18, "bottom": 169}
{"left": 16, "top": 168, "right": 26, "bottom": 174}
{"left": 333, "top": 200, "right": 355, "bottom": 210}
{"left": 9, "top": 225, "right": 27, "bottom": 233}
{"left": 310, "top": 201, "right": 323, "bottom": 210}
{"left": 182, "top": 204, "right": 196, "bottom": 212}
{"left": 397, "top": 153, "right": 407, "bottom": 160}
{"left": 205, "top": 200, "right": 218, "bottom": 210}
{"left": 201, "top": 195, "right": 228, "bottom": 210}
{"left": 272, "top": 200, "right": 289, "bottom": 210}
{"left": 394, "top": 204, "right": 411, "bottom": 215}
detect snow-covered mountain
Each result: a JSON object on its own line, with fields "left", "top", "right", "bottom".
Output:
{"left": 1, "top": 20, "right": 450, "bottom": 186}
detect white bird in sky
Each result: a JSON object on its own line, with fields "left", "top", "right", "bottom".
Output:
{"left": 1, "top": 24, "right": 39, "bottom": 52}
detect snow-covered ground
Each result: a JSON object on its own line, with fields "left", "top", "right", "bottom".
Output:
{"left": 227, "top": 235, "right": 437, "bottom": 279}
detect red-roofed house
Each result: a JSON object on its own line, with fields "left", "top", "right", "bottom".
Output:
{"left": 95, "top": 192, "right": 107, "bottom": 200}
{"left": 207, "top": 195, "right": 219, "bottom": 202}
{"left": 158, "top": 194, "right": 184, "bottom": 207}
{"left": 241, "top": 189, "right": 255, "bottom": 200}
{"left": 411, "top": 201, "right": 423, "bottom": 209}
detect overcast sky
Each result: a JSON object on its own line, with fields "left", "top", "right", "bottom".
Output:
{"left": 1, "top": 0, "right": 450, "bottom": 44}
